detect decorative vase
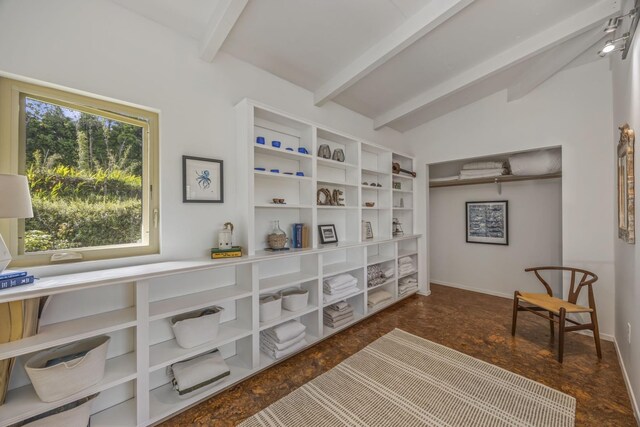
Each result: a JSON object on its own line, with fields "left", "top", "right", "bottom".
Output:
{"left": 318, "top": 144, "right": 331, "bottom": 159}
{"left": 267, "top": 220, "right": 287, "bottom": 249}
{"left": 332, "top": 148, "right": 345, "bottom": 162}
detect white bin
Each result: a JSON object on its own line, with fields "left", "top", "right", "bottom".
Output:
{"left": 279, "top": 288, "right": 309, "bottom": 312}
{"left": 25, "top": 336, "right": 110, "bottom": 403}
{"left": 171, "top": 306, "right": 224, "bottom": 349}
{"left": 259, "top": 293, "right": 282, "bottom": 322}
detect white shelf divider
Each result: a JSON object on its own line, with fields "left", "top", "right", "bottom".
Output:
{"left": 149, "top": 285, "right": 252, "bottom": 321}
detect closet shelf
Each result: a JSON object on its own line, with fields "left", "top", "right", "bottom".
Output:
{"left": 254, "top": 144, "right": 312, "bottom": 160}
{"left": 258, "top": 305, "right": 318, "bottom": 331}
{"left": 361, "top": 185, "right": 389, "bottom": 191}
{"left": 91, "top": 398, "right": 137, "bottom": 427}
{"left": 429, "top": 172, "right": 562, "bottom": 188}
{"left": 317, "top": 205, "right": 358, "bottom": 210}
{"left": 255, "top": 204, "right": 313, "bottom": 209}
{"left": 317, "top": 179, "right": 359, "bottom": 188}
{"left": 367, "top": 278, "right": 396, "bottom": 292}
{"left": 149, "top": 285, "right": 252, "bottom": 321}
{"left": 398, "top": 249, "right": 418, "bottom": 258}
{"left": 361, "top": 168, "right": 390, "bottom": 176}
{"left": 316, "top": 157, "right": 358, "bottom": 170}
{"left": 392, "top": 173, "right": 415, "bottom": 180}
{"left": 254, "top": 171, "right": 312, "bottom": 182}
{"left": 392, "top": 188, "right": 413, "bottom": 194}
{"left": 398, "top": 270, "right": 418, "bottom": 279}
{"left": 323, "top": 262, "right": 363, "bottom": 277}
{"left": 367, "top": 254, "right": 395, "bottom": 266}
{"left": 322, "top": 289, "right": 363, "bottom": 308}
{"left": 259, "top": 271, "right": 318, "bottom": 293}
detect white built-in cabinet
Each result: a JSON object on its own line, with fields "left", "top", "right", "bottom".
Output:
{"left": 0, "top": 99, "right": 421, "bottom": 427}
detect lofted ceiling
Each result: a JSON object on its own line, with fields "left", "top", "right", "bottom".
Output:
{"left": 108, "top": 0, "right": 621, "bottom": 132}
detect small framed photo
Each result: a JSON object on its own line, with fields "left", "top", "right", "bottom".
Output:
{"left": 183, "top": 156, "right": 224, "bottom": 203}
{"left": 318, "top": 224, "right": 338, "bottom": 244}
{"left": 364, "top": 221, "right": 374, "bottom": 239}
{"left": 466, "top": 201, "right": 508, "bottom": 245}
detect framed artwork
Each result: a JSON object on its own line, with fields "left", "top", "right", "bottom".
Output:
{"left": 182, "top": 156, "right": 223, "bottom": 203}
{"left": 318, "top": 224, "right": 338, "bottom": 244}
{"left": 466, "top": 201, "right": 508, "bottom": 245}
{"left": 618, "top": 124, "right": 635, "bottom": 244}
{"left": 364, "top": 221, "right": 374, "bottom": 239}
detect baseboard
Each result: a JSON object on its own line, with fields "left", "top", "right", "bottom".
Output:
{"left": 614, "top": 337, "right": 640, "bottom": 425}
{"left": 431, "top": 280, "right": 614, "bottom": 342}
{"left": 431, "top": 279, "right": 513, "bottom": 300}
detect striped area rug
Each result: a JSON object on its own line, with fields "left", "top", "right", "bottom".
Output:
{"left": 239, "top": 329, "right": 575, "bottom": 426}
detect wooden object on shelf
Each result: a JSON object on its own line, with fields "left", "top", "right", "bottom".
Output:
{"left": 392, "top": 162, "right": 416, "bottom": 177}
{"left": 512, "top": 266, "right": 601, "bottom": 363}
{"left": 429, "top": 172, "right": 562, "bottom": 188}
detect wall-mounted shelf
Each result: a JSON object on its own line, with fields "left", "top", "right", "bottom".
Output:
{"left": 429, "top": 172, "right": 562, "bottom": 188}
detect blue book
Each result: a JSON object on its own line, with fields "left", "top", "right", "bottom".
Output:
{"left": 296, "top": 224, "right": 303, "bottom": 248}
{"left": 0, "top": 275, "right": 35, "bottom": 290}
{"left": 291, "top": 225, "right": 299, "bottom": 249}
{"left": 0, "top": 270, "right": 27, "bottom": 281}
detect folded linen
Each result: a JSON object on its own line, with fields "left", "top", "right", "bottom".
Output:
{"left": 383, "top": 267, "right": 394, "bottom": 278}
{"left": 429, "top": 175, "right": 459, "bottom": 182}
{"left": 261, "top": 338, "right": 308, "bottom": 360}
{"left": 323, "top": 279, "right": 357, "bottom": 293}
{"left": 398, "top": 256, "right": 414, "bottom": 265}
{"left": 328, "top": 301, "right": 349, "bottom": 311}
{"left": 324, "top": 305, "right": 354, "bottom": 319}
{"left": 509, "top": 149, "right": 561, "bottom": 176}
{"left": 462, "top": 161, "right": 506, "bottom": 170}
{"left": 324, "top": 273, "right": 357, "bottom": 289}
{"left": 324, "top": 316, "right": 353, "bottom": 329}
{"left": 368, "top": 290, "right": 393, "bottom": 307}
{"left": 459, "top": 170, "right": 507, "bottom": 180}
{"left": 170, "top": 350, "right": 230, "bottom": 396}
{"left": 262, "top": 320, "right": 306, "bottom": 343}
{"left": 260, "top": 330, "right": 306, "bottom": 351}
{"left": 399, "top": 277, "right": 418, "bottom": 286}
{"left": 323, "top": 286, "right": 359, "bottom": 304}
{"left": 323, "top": 310, "right": 353, "bottom": 323}
{"left": 459, "top": 168, "right": 507, "bottom": 177}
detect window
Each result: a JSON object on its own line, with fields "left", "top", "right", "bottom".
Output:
{"left": 0, "top": 78, "right": 159, "bottom": 266}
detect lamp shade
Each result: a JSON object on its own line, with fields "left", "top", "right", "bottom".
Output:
{"left": 0, "top": 174, "right": 33, "bottom": 218}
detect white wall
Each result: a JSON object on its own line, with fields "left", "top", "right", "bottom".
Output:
{"left": 611, "top": 0, "right": 640, "bottom": 418}
{"left": 0, "top": 0, "right": 411, "bottom": 277}
{"left": 405, "top": 59, "right": 616, "bottom": 337}
{"left": 430, "top": 179, "right": 562, "bottom": 298}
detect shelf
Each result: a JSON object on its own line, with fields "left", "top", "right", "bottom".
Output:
{"left": 429, "top": 172, "right": 562, "bottom": 188}
{"left": 393, "top": 207, "right": 413, "bottom": 211}
{"left": 392, "top": 173, "right": 415, "bottom": 180}
{"left": 322, "top": 312, "right": 365, "bottom": 338}
{"left": 149, "top": 285, "right": 252, "bottom": 321}
{"left": 317, "top": 179, "right": 359, "bottom": 188}
{"left": 367, "top": 254, "right": 395, "bottom": 266}
{"left": 392, "top": 188, "right": 413, "bottom": 194}
{"left": 254, "top": 171, "right": 311, "bottom": 181}
{"left": 259, "top": 305, "right": 318, "bottom": 331}
{"left": 361, "top": 185, "right": 389, "bottom": 191}
{"left": 259, "top": 334, "right": 320, "bottom": 369}
{"left": 0, "top": 308, "right": 136, "bottom": 360}
{"left": 398, "top": 249, "right": 418, "bottom": 258}
{"left": 398, "top": 270, "right": 418, "bottom": 279}
{"left": 149, "top": 320, "right": 252, "bottom": 371}
{"left": 255, "top": 144, "right": 312, "bottom": 160}
{"left": 255, "top": 204, "right": 313, "bottom": 209}
{"left": 367, "top": 277, "right": 396, "bottom": 291}
{"left": 0, "top": 352, "right": 136, "bottom": 427}
{"left": 316, "top": 157, "right": 358, "bottom": 170}
{"left": 91, "top": 398, "right": 137, "bottom": 427}
{"left": 362, "top": 206, "right": 386, "bottom": 210}
{"left": 322, "top": 262, "right": 363, "bottom": 277}
{"left": 148, "top": 355, "right": 252, "bottom": 425}
{"left": 317, "top": 205, "right": 358, "bottom": 210}
{"left": 323, "top": 289, "right": 363, "bottom": 307}
{"left": 361, "top": 168, "right": 390, "bottom": 176}
{"left": 259, "top": 271, "right": 318, "bottom": 293}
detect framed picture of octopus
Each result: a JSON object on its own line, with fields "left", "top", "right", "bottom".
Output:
{"left": 182, "top": 155, "right": 224, "bottom": 203}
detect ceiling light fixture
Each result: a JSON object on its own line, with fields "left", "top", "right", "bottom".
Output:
{"left": 604, "top": 17, "right": 621, "bottom": 33}
{"left": 598, "top": 34, "right": 629, "bottom": 56}
{"left": 599, "top": 1, "right": 639, "bottom": 59}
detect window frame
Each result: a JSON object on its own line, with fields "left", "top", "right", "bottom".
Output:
{"left": 0, "top": 77, "right": 160, "bottom": 266}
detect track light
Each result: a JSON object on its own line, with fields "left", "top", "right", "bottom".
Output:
{"left": 604, "top": 17, "right": 621, "bottom": 33}
{"left": 598, "top": 33, "right": 630, "bottom": 56}
{"left": 602, "top": 40, "right": 617, "bottom": 52}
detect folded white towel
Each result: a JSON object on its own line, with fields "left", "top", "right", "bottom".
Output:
{"left": 170, "top": 350, "right": 229, "bottom": 396}
{"left": 459, "top": 170, "right": 507, "bottom": 180}
{"left": 368, "top": 290, "right": 393, "bottom": 306}
{"left": 429, "top": 175, "right": 460, "bottom": 182}
{"left": 329, "top": 301, "right": 349, "bottom": 311}
{"left": 324, "top": 316, "right": 353, "bottom": 329}
{"left": 462, "top": 161, "right": 506, "bottom": 170}
{"left": 398, "top": 256, "right": 413, "bottom": 265}
{"left": 263, "top": 320, "right": 306, "bottom": 343}
{"left": 261, "top": 338, "right": 308, "bottom": 360}
{"left": 459, "top": 168, "right": 507, "bottom": 177}
{"left": 383, "top": 267, "right": 394, "bottom": 278}
{"left": 323, "top": 286, "right": 359, "bottom": 304}
{"left": 324, "top": 273, "right": 356, "bottom": 289}
{"left": 323, "top": 278, "right": 357, "bottom": 293}
{"left": 260, "top": 330, "right": 306, "bottom": 351}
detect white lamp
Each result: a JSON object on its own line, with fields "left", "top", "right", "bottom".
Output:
{"left": 0, "top": 174, "right": 33, "bottom": 272}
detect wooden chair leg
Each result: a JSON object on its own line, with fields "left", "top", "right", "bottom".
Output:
{"left": 590, "top": 310, "right": 602, "bottom": 359}
{"left": 511, "top": 291, "right": 520, "bottom": 336}
{"left": 558, "top": 308, "right": 566, "bottom": 363}
{"left": 548, "top": 311, "right": 554, "bottom": 338}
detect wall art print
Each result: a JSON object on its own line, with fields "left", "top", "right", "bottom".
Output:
{"left": 466, "top": 200, "right": 508, "bottom": 245}
{"left": 182, "top": 155, "right": 224, "bottom": 203}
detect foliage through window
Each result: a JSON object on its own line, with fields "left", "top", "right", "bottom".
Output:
{"left": 0, "top": 78, "right": 159, "bottom": 265}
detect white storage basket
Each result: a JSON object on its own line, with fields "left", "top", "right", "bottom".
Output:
{"left": 279, "top": 288, "right": 309, "bottom": 312}
{"left": 171, "top": 306, "right": 224, "bottom": 349}
{"left": 25, "top": 336, "right": 110, "bottom": 403}
{"left": 259, "top": 293, "right": 282, "bottom": 322}
{"left": 22, "top": 393, "right": 97, "bottom": 427}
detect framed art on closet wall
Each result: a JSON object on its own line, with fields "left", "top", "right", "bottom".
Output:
{"left": 182, "top": 155, "right": 224, "bottom": 203}
{"left": 617, "top": 124, "right": 635, "bottom": 244}
{"left": 318, "top": 224, "right": 338, "bottom": 244}
{"left": 465, "top": 201, "right": 508, "bottom": 245}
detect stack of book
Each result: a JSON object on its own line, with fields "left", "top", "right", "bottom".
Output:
{"left": 211, "top": 246, "right": 243, "bottom": 259}
{"left": 0, "top": 270, "right": 35, "bottom": 290}
{"left": 291, "top": 224, "right": 309, "bottom": 249}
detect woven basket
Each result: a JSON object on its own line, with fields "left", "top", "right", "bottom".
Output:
{"left": 171, "top": 306, "right": 224, "bottom": 349}
{"left": 21, "top": 393, "right": 97, "bottom": 427}
{"left": 279, "top": 288, "right": 309, "bottom": 312}
{"left": 259, "top": 293, "right": 282, "bottom": 322}
{"left": 25, "top": 336, "right": 110, "bottom": 403}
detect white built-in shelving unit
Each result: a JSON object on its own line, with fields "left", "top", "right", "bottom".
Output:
{"left": 0, "top": 99, "right": 421, "bottom": 427}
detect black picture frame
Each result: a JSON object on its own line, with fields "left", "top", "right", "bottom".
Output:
{"left": 465, "top": 201, "right": 508, "bottom": 245}
{"left": 182, "top": 155, "right": 224, "bottom": 203}
{"left": 318, "top": 224, "right": 338, "bottom": 244}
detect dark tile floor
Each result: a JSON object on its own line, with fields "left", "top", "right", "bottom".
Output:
{"left": 160, "top": 284, "right": 637, "bottom": 426}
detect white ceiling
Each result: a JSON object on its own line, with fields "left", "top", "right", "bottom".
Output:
{"left": 109, "top": 0, "right": 619, "bottom": 132}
